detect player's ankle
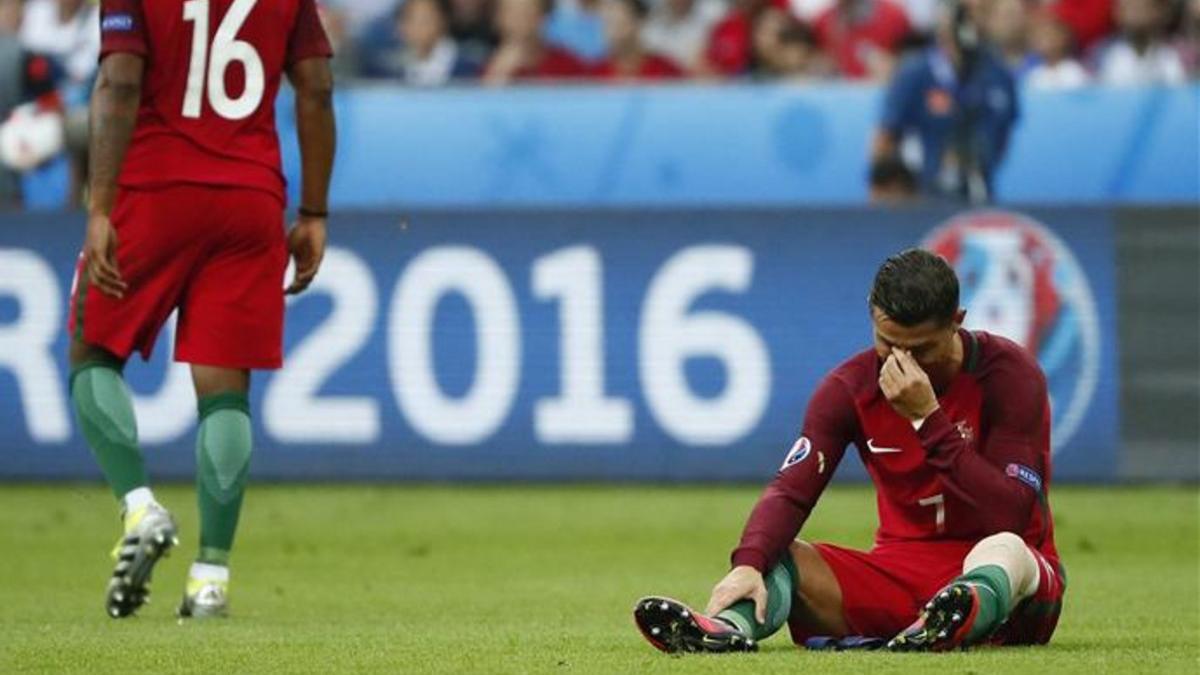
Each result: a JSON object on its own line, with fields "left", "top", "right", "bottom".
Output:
{"left": 189, "top": 561, "right": 230, "bottom": 584}
{"left": 121, "top": 487, "right": 158, "bottom": 516}
{"left": 715, "top": 610, "right": 753, "bottom": 636}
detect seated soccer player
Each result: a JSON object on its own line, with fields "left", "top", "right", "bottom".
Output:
{"left": 634, "top": 249, "right": 1065, "bottom": 653}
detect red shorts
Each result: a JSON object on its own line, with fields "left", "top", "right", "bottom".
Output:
{"left": 787, "top": 539, "right": 1065, "bottom": 646}
{"left": 68, "top": 185, "right": 288, "bottom": 370}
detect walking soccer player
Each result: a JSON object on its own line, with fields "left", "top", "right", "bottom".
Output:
{"left": 69, "top": 0, "right": 334, "bottom": 618}
{"left": 634, "top": 249, "right": 1065, "bottom": 652}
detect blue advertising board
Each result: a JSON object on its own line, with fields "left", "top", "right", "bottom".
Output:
{"left": 0, "top": 207, "right": 1118, "bottom": 482}
{"left": 272, "top": 84, "right": 1199, "bottom": 209}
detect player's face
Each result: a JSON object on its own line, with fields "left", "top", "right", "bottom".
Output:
{"left": 871, "top": 306, "right": 963, "bottom": 378}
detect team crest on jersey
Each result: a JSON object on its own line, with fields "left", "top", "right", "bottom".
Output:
{"left": 954, "top": 421, "right": 975, "bottom": 445}
{"left": 101, "top": 14, "right": 134, "bottom": 32}
{"left": 780, "top": 436, "right": 811, "bottom": 471}
{"left": 923, "top": 211, "right": 1102, "bottom": 455}
{"left": 1006, "top": 463, "right": 1043, "bottom": 493}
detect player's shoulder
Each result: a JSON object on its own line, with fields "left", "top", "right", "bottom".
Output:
{"left": 969, "top": 330, "right": 1046, "bottom": 389}
{"left": 823, "top": 346, "right": 880, "bottom": 400}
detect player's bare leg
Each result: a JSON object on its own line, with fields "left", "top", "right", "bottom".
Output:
{"left": 784, "top": 540, "right": 850, "bottom": 637}
{"left": 634, "top": 539, "right": 847, "bottom": 653}
{"left": 889, "top": 532, "right": 1040, "bottom": 651}
{"left": 69, "top": 338, "right": 178, "bottom": 618}
{"left": 179, "top": 365, "right": 252, "bottom": 619}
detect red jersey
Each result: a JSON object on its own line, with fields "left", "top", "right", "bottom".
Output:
{"left": 732, "top": 330, "right": 1060, "bottom": 573}
{"left": 813, "top": 0, "right": 911, "bottom": 79}
{"left": 705, "top": 10, "right": 752, "bottom": 75}
{"left": 98, "top": 0, "right": 332, "bottom": 205}
{"left": 590, "top": 54, "right": 684, "bottom": 81}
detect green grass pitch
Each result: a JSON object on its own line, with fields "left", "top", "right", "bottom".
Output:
{"left": 2, "top": 484, "right": 1196, "bottom": 673}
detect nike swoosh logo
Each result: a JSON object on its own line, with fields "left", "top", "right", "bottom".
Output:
{"left": 867, "top": 439, "right": 903, "bottom": 454}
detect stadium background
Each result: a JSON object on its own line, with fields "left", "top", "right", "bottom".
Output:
{"left": 1, "top": 86, "right": 1196, "bottom": 483}
{"left": 0, "top": 1, "right": 1198, "bottom": 671}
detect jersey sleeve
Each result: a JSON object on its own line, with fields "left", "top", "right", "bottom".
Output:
{"left": 286, "top": 0, "right": 333, "bottom": 66}
{"left": 729, "top": 373, "right": 858, "bottom": 573}
{"left": 98, "top": 0, "right": 148, "bottom": 59}
{"left": 917, "top": 347, "right": 1047, "bottom": 534}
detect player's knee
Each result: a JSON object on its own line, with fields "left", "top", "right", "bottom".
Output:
{"left": 788, "top": 540, "right": 818, "bottom": 577}
{"left": 974, "top": 531, "right": 1026, "bottom": 553}
{"left": 68, "top": 339, "right": 123, "bottom": 370}
{"left": 191, "top": 365, "right": 250, "bottom": 399}
{"left": 785, "top": 539, "right": 849, "bottom": 635}
{"left": 965, "top": 531, "right": 1031, "bottom": 572}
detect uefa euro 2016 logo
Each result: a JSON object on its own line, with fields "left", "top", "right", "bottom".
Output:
{"left": 923, "top": 211, "right": 1101, "bottom": 454}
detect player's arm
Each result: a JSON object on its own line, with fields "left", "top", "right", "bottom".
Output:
{"left": 284, "top": 56, "right": 335, "bottom": 295}
{"left": 84, "top": 52, "right": 144, "bottom": 298}
{"left": 706, "top": 374, "right": 857, "bottom": 617}
{"left": 918, "top": 354, "right": 1045, "bottom": 533}
{"left": 884, "top": 349, "right": 1044, "bottom": 533}
{"left": 283, "top": 0, "right": 336, "bottom": 296}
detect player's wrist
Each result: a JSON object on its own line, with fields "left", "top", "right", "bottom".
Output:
{"left": 298, "top": 206, "right": 328, "bottom": 219}
{"left": 910, "top": 404, "right": 939, "bottom": 430}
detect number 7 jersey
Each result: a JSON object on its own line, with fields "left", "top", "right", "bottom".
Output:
{"left": 731, "top": 330, "right": 1060, "bottom": 574}
{"left": 98, "top": 0, "right": 331, "bottom": 206}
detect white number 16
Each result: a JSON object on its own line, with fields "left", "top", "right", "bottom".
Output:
{"left": 182, "top": 0, "right": 264, "bottom": 120}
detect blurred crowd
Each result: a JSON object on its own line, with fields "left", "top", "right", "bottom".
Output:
{"left": 325, "top": 0, "right": 1200, "bottom": 86}
{"left": 1, "top": 0, "right": 1197, "bottom": 208}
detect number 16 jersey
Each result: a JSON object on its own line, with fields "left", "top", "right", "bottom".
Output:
{"left": 98, "top": 0, "right": 331, "bottom": 206}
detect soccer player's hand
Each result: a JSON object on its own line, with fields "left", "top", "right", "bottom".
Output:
{"left": 879, "top": 348, "right": 939, "bottom": 421}
{"left": 285, "top": 217, "right": 327, "bottom": 295}
{"left": 84, "top": 214, "right": 127, "bottom": 298}
{"left": 704, "top": 565, "right": 768, "bottom": 624}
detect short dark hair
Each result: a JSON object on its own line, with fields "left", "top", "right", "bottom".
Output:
{"left": 869, "top": 249, "right": 960, "bottom": 326}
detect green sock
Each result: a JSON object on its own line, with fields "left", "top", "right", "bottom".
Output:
{"left": 70, "top": 362, "right": 147, "bottom": 500}
{"left": 958, "top": 564, "right": 1012, "bottom": 642}
{"left": 195, "top": 393, "right": 253, "bottom": 566}
{"left": 717, "top": 555, "right": 798, "bottom": 641}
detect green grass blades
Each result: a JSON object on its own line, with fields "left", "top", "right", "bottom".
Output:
{"left": 1, "top": 485, "right": 1196, "bottom": 673}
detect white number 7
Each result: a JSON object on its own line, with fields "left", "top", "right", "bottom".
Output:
{"left": 919, "top": 493, "right": 946, "bottom": 533}
{"left": 182, "top": 0, "right": 265, "bottom": 120}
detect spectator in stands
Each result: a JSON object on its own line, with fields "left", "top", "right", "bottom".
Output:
{"left": 547, "top": 0, "right": 609, "bottom": 61}
{"left": 642, "top": 0, "right": 727, "bottom": 71}
{"left": 318, "top": 3, "right": 362, "bottom": 80}
{"left": 898, "top": 0, "right": 941, "bottom": 33}
{"left": 704, "top": 0, "right": 771, "bottom": 76}
{"left": 592, "top": 0, "right": 685, "bottom": 80}
{"left": 1095, "top": 0, "right": 1186, "bottom": 84}
{"left": 1026, "top": 6, "right": 1091, "bottom": 87}
{"left": 812, "top": 0, "right": 913, "bottom": 80}
{"left": 484, "top": 0, "right": 589, "bottom": 83}
{"left": 868, "top": 154, "right": 919, "bottom": 203}
{"left": 984, "top": 0, "right": 1036, "bottom": 74}
{"left": 792, "top": 0, "right": 936, "bottom": 34}
{"left": 360, "top": 0, "right": 482, "bottom": 83}
{"left": 448, "top": 0, "right": 501, "bottom": 67}
{"left": 1178, "top": 0, "right": 1200, "bottom": 77}
{"left": 1052, "top": 0, "right": 1114, "bottom": 52}
{"left": 871, "top": 0, "right": 1018, "bottom": 202}
{"left": 1, "top": 0, "right": 60, "bottom": 208}
{"left": 358, "top": 2, "right": 406, "bottom": 78}
{"left": 751, "top": 6, "right": 831, "bottom": 79}
{"left": 330, "top": 0, "right": 401, "bottom": 37}
{"left": 399, "top": 0, "right": 481, "bottom": 84}
{"left": 18, "top": 0, "right": 96, "bottom": 85}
